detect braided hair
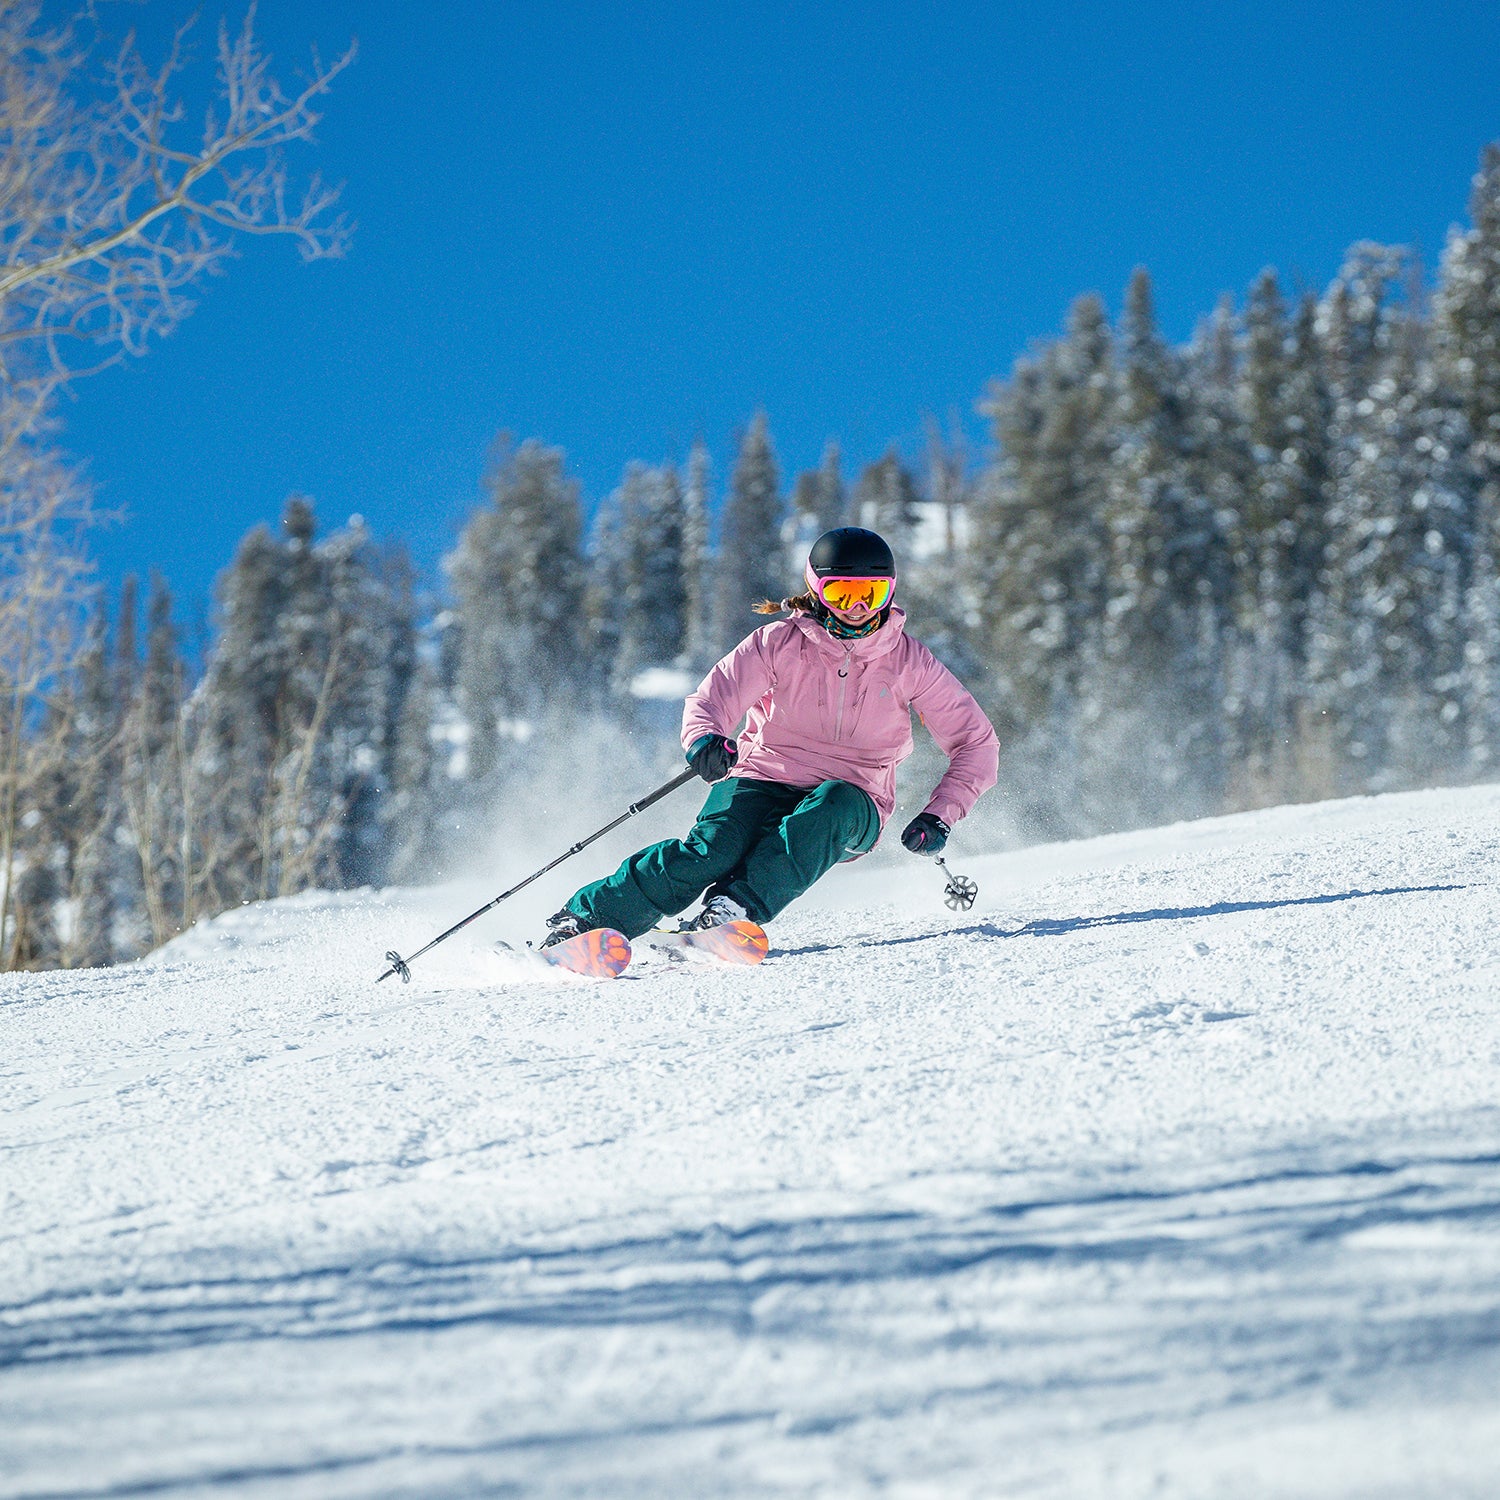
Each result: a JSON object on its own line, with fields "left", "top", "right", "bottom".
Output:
{"left": 751, "top": 590, "right": 821, "bottom": 616}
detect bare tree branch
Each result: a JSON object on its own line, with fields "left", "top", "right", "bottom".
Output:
{"left": 0, "top": 1, "right": 354, "bottom": 964}
{"left": 0, "top": 0, "right": 354, "bottom": 391}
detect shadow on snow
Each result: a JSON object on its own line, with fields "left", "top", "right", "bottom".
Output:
{"left": 781, "top": 883, "right": 1466, "bottom": 957}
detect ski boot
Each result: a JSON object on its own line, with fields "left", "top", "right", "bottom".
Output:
{"left": 687, "top": 893, "right": 748, "bottom": 931}
{"left": 541, "top": 907, "right": 590, "bottom": 949}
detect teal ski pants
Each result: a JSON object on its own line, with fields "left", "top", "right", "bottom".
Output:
{"left": 567, "top": 776, "right": 880, "bottom": 938}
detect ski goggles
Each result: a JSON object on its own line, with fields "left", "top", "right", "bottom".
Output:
{"left": 808, "top": 574, "right": 893, "bottom": 613}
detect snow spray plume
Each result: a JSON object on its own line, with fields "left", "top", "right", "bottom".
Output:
{"left": 451, "top": 709, "right": 680, "bottom": 895}
{"left": 376, "top": 767, "right": 698, "bottom": 983}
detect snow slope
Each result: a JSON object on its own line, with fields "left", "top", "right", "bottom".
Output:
{"left": 4, "top": 784, "right": 1500, "bottom": 1498}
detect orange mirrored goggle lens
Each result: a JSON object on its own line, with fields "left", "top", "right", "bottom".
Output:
{"left": 816, "top": 576, "right": 892, "bottom": 612}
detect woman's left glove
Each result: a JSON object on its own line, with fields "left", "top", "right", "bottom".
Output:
{"left": 687, "top": 734, "right": 738, "bottom": 782}
{"left": 901, "top": 812, "right": 950, "bottom": 855}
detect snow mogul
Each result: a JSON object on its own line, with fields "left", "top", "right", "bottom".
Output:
{"left": 543, "top": 526, "right": 999, "bottom": 947}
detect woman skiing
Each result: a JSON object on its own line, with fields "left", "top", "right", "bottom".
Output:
{"left": 543, "top": 526, "right": 999, "bottom": 946}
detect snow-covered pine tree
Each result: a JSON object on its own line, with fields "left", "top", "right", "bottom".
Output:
{"left": 848, "top": 447, "right": 930, "bottom": 652}
{"left": 923, "top": 419, "right": 967, "bottom": 561}
{"left": 1191, "top": 293, "right": 1239, "bottom": 398}
{"left": 976, "top": 300, "right": 1115, "bottom": 714}
{"left": 613, "top": 462, "right": 688, "bottom": 694}
{"left": 1313, "top": 245, "right": 1416, "bottom": 789}
{"left": 114, "top": 574, "right": 138, "bottom": 701}
{"left": 1098, "top": 268, "right": 1229, "bottom": 820}
{"left": 1174, "top": 293, "right": 1257, "bottom": 795}
{"left": 788, "top": 473, "right": 819, "bottom": 568}
{"left": 120, "top": 575, "right": 186, "bottom": 949}
{"left": 1436, "top": 145, "right": 1500, "bottom": 485}
{"left": 10, "top": 599, "right": 116, "bottom": 969}
{"left": 1281, "top": 289, "right": 1336, "bottom": 729}
{"left": 971, "top": 293, "right": 1115, "bottom": 833}
{"left": 247, "top": 494, "right": 338, "bottom": 901}
{"left": 320, "top": 520, "right": 416, "bottom": 889}
{"left": 851, "top": 451, "right": 921, "bottom": 550}
{"left": 447, "top": 439, "right": 587, "bottom": 786}
{"left": 384, "top": 649, "right": 447, "bottom": 883}
{"left": 62, "top": 598, "right": 119, "bottom": 968}
{"left": 1229, "top": 267, "right": 1334, "bottom": 799}
{"left": 789, "top": 442, "right": 847, "bottom": 567}
{"left": 583, "top": 488, "right": 627, "bottom": 697}
{"left": 817, "top": 442, "right": 847, "bottom": 534}
{"left": 193, "top": 500, "right": 415, "bottom": 915}
{"left": 1435, "top": 143, "right": 1500, "bottom": 770}
{"left": 1316, "top": 295, "right": 1471, "bottom": 788}
{"left": 902, "top": 420, "right": 982, "bottom": 684}
{"left": 1104, "top": 266, "right": 1183, "bottom": 680}
{"left": 821, "top": 442, "right": 848, "bottom": 534}
{"left": 1459, "top": 507, "right": 1500, "bottom": 775}
{"left": 7, "top": 757, "right": 60, "bottom": 967}
{"left": 714, "top": 414, "right": 784, "bottom": 652}
{"left": 600, "top": 466, "right": 642, "bottom": 691}
{"left": 191, "top": 521, "right": 283, "bottom": 912}
{"left": 679, "top": 440, "right": 714, "bottom": 672}
{"left": 14, "top": 630, "right": 96, "bottom": 969}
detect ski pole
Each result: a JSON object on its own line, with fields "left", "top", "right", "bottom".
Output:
{"left": 376, "top": 766, "right": 699, "bottom": 983}
{"left": 934, "top": 853, "right": 978, "bottom": 912}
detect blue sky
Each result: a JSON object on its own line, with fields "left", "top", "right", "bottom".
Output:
{"left": 59, "top": 0, "right": 1500, "bottom": 617}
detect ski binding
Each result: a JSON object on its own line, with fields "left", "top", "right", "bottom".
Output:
{"left": 640, "top": 918, "right": 769, "bottom": 966}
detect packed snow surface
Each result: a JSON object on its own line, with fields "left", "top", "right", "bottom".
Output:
{"left": 4, "top": 784, "right": 1500, "bottom": 1497}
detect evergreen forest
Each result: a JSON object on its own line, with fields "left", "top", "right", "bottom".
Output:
{"left": 4, "top": 140, "right": 1499, "bottom": 971}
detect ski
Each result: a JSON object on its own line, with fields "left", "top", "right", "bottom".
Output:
{"left": 640, "top": 918, "right": 769, "bottom": 966}
{"left": 540, "top": 926, "right": 632, "bottom": 979}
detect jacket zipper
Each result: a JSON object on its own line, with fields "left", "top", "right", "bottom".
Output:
{"left": 834, "top": 644, "right": 854, "bottom": 738}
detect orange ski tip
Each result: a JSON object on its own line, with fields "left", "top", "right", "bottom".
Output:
{"left": 726, "top": 921, "right": 770, "bottom": 962}
{"left": 542, "top": 926, "right": 632, "bottom": 978}
{"left": 686, "top": 919, "right": 769, "bottom": 965}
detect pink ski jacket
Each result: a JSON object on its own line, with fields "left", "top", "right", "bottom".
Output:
{"left": 681, "top": 608, "right": 999, "bottom": 833}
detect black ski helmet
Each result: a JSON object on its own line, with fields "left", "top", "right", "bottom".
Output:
{"left": 805, "top": 527, "right": 897, "bottom": 584}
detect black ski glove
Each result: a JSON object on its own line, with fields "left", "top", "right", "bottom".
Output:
{"left": 901, "top": 812, "right": 950, "bottom": 856}
{"left": 687, "top": 733, "right": 737, "bottom": 782}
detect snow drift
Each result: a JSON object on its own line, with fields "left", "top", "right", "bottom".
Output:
{"left": 4, "top": 784, "right": 1500, "bottom": 1497}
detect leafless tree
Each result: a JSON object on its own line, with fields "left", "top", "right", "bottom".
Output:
{"left": 0, "top": 421, "right": 92, "bottom": 963}
{"left": 0, "top": 1, "right": 353, "bottom": 965}
{"left": 924, "top": 412, "right": 969, "bottom": 560}
{"left": 0, "top": 0, "right": 354, "bottom": 393}
{"left": 264, "top": 624, "right": 350, "bottom": 900}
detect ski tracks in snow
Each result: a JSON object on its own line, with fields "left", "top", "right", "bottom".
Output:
{"left": 4, "top": 784, "right": 1500, "bottom": 1496}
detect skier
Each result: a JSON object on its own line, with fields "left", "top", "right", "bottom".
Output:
{"left": 543, "top": 526, "right": 999, "bottom": 946}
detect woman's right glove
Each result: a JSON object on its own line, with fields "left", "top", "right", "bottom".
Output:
{"left": 900, "top": 812, "right": 950, "bottom": 855}
{"left": 687, "top": 734, "right": 738, "bottom": 782}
